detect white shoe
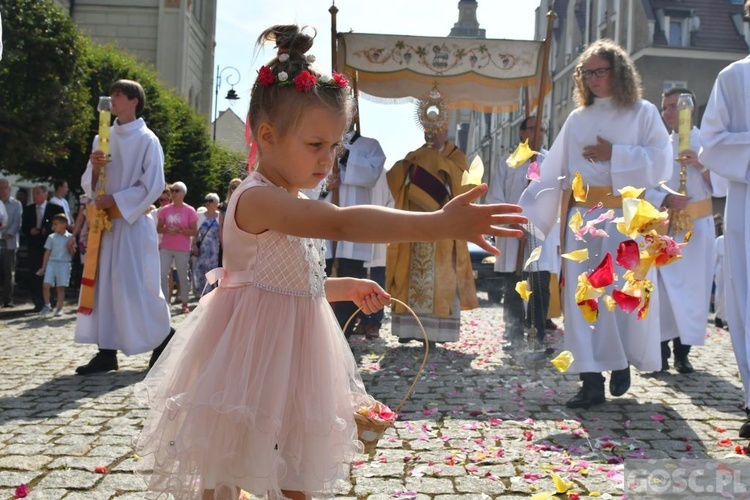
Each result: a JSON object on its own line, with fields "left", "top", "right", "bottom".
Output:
{"left": 54, "top": 309, "right": 63, "bottom": 317}
{"left": 39, "top": 305, "right": 52, "bottom": 317}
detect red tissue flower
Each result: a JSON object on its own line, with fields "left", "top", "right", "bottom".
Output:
{"left": 587, "top": 252, "right": 615, "bottom": 288}
{"left": 258, "top": 66, "right": 275, "bottom": 87}
{"left": 332, "top": 72, "right": 349, "bottom": 88}
{"left": 294, "top": 70, "right": 318, "bottom": 92}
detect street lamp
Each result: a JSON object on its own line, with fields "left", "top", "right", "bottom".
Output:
{"left": 213, "top": 65, "right": 241, "bottom": 142}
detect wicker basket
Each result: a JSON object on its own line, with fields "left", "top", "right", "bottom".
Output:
{"left": 345, "top": 298, "right": 429, "bottom": 455}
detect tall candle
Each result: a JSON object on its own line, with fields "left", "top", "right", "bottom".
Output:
{"left": 677, "top": 93, "right": 694, "bottom": 153}
{"left": 97, "top": 96, "right": 111, "bottom": 155}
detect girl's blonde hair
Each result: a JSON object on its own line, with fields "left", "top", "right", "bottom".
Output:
{"left": 573, "top": 39, "right": 642, "bottom": 109}
{"left": 248, "top": 25, "right": 354, "bottom": 149}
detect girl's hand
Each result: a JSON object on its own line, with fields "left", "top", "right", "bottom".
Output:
{"left": 582, "top": 136, "right": 612, "bottom": 162}
{"left": 441, "top": 184, "right": 527, "bottom": 255}
{"left": 346, "top": 278, "right": 391, "bottom": 315}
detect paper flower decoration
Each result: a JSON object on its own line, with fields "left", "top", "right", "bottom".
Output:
{"left": 615, "top": 197, "right": 668, "bottom": 239}
{"left": 551, "top": 350, "right": 574, "bottom": 373}
{"left": 587, "top": 252, "right": 615, "bottom": 288}
{"left": 572, "top": 171, "right": 587, "bottom": 202}
{"left": 357, "top": 401, "right": 397, "bottom": 422}
{"left": 506, "top": 139, "right": 535, "bottom": 168}
{"left": 523, "top": 245, "right": 543, "bottom": 270}
{"left": 578, "top": 298, "right": 599, "bottom": 322}
{"left": 562, "top": 248, "right": 590, "bottom": 263}
{"left": 462, "top": 155, "right": 484, "bottom": 186}
{"left": 552, "top": 472, "right": 574, "bottom": 493}
{"left": 527, "top": 160, "right": 541, "bottom": 181}
{"left": 515, "top": 280, "right": 532, "bottom": 301}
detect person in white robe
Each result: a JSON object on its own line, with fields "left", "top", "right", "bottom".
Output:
{"left": 713, "top": 233, "right": 727, "bottom": 329}
{"left": 519, "top": 39, "right": 672, "bottom": 409}
{"left": 322, "top": 127, "right": 386, "bottom": 337}
{"left": 645, "top": 88, "right": 728, "bottom": 374}
{"left": 487, "top": 115, "right": 559, "bottom": 349}
{"left": 74, "top": 79, "right": 172, "bottom": 375}
{"left": 698, "top": 16, "right": 750, "bottom": 436}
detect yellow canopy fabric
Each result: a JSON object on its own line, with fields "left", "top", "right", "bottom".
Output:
{"left": 336, "top": 33, "right": 549, "bottom": 113}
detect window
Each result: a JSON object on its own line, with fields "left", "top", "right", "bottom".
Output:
{"left": 669, "top": 20, "right": 683, "bottom": 46}
{"left": 663, "top": 80, "right": 688, "bottom": 92}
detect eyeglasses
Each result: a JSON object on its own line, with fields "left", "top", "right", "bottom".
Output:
{"left": 205, "top": 199, "right": 217, "bottom": 203}
{"left": 170, "top": 188, "right": 182, "bottom": 193}
{"left": 579, "top": 67, "right": 612, "bottom": 80}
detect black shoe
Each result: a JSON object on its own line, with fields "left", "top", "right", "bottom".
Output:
{"left": 545, "top": 319, "right": 558, "bottom": 331}
{"left": 740, "top": 409, "right": 750, "bottom": 438}
{"left": 609, "top": 366, "right": 631, "bottom": 397}
{"left": 566, "top": 373, "right": 605, "bottom": 409}
{"left": 661, "top": 341, "right": 670, "bottom": 372}
{"left": 76, "top": 351, "right": 118, "bottom": 375}
{"left": 2, "top": 301, "right": 14, "bottom": 308}
{"left": 149, "top": 327, "right": 176, "bottom": 368}
{"left": 674, "top": 355, "right": 694, "bottom": 374}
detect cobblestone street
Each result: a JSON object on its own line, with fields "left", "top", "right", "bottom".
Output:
{"left": 1, "top": 295, "right": 748, "bottom": 499}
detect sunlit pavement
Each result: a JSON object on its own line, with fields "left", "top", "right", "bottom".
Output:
{"left": 0, "top": 294, "right": 747, "bottom": 499}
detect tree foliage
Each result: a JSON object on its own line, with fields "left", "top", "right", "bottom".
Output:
{"left": 0, "top": 0, "right": 90, "bottom": 180}
{"left": 0, "top": 0, "right": 246, "bottom": 207}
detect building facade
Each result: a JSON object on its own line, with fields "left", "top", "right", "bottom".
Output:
{"left": 464, "top": 0, "right": 750, "bottom": 181}
{"left": 53, "top": 0, "right": 217, "bottom": 116}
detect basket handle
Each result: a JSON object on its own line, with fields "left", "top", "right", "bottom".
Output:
{"left": 342, "top": 297, "right": 429, "bottom": 415}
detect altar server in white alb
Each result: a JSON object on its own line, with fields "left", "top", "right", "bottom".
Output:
{"left": 322, "top": 123, "right": 386, "bottom": 337}
{"left": 74, "top": 79, "right": 172, "bottom": 375}
{"left": 645, "top": 87, "right": 728, "bottom": 375}
{"left": 518, "top": 39, "right": 672, "bottom": 409}
{"left": 698, "top": 2, "right": 750, "bottom": 438}
{"left": 487, "top": 115, "right": 559, "bottom": 350}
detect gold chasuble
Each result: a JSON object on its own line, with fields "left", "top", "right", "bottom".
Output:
{"left": 386, "top": 141, "right": 478, "bottom": 323}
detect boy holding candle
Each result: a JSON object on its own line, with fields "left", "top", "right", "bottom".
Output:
{"left": 645, "top": 88, "right": 727, "bottom": 374}
{"left": 74, "top": 79, "right": 173, "bottom": 375}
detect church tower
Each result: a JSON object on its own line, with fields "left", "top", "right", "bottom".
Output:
{"left": 449, "top": 0, "right": 486, "bottom": 38}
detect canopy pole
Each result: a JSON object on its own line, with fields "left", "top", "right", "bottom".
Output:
{"left": 532, "top": 2, "right": 556, "bottom": 153}
{"left": 329, "top": 2, "right": 338, "bottom": 73}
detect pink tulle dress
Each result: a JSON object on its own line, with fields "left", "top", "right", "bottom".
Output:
{"left": 135, "top": 172, "right": 370, "bottom": 499}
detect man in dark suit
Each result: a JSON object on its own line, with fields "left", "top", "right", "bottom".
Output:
{"left": 21, "top": 184, "right": 64, "bottom": 311}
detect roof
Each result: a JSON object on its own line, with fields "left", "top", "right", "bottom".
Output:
{"left": 646, "top": 0, "right": 748, "bottom": 51}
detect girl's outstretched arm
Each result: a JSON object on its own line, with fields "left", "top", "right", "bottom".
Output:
{"left": 325, "top": 277, "right": 391, "bottom": 315}
{"left": 236, "top": 183, "right": 526, "bottom": 252}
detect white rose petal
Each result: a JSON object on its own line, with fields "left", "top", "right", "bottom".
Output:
{"left": 319, "top": 74, "right": 332, "bottom": 83}
{"left": 306, "top": 54, "right": 317, "bottom": 63}
{"left": 278, "top": 53, "right": 289, "bottom": 62}
{"left": 278, "top": 71, "right": 289, "bottom": 82}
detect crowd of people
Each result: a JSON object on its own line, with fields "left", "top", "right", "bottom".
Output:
{"left": 1, "top": 4, "right": 750, "bottom": 496}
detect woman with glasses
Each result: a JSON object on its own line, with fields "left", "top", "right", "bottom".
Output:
{"left": 519, "top": 39, "right": 672, "bottom": 409}
{"left": 157, "top": 181, "right": 198, "bottom": 314}
{"left": 192, "top": 193, "right": 221, "bottom": 295}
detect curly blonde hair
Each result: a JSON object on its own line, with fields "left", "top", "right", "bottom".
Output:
{"left": 573, "top": 39, "right": 642, "bottom": 109}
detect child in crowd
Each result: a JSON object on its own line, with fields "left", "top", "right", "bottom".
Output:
{"left": 134, "top": 24, "right": 526, "bottom": 500}
{"left": 38, "top": 213, "right": 74, "bottom": 317}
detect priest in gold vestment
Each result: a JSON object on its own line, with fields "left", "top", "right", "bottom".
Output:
{"left": 386, "top": 128, "right": 478, "bottom": 344}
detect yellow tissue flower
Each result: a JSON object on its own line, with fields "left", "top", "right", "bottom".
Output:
{"left": 515, "top": 280, "right": 532, "bottom": 301}
{"left": 618, "top": 186, "right": 645, "bottom": 199}
{"left": 568, "top": 210, "right": 584, "bottom": 233}
{"left": 572, "top": 171, "right": 587, "bottom": 202}
{"left": 462, "top": 154, "right": 484, "bottom": 186}
{"left": 615, "top": 197, "right": 668, "bottom": 239}
{"left": 551, "top": 472, "right": 574, "bottom": 493}
{"left": 551, "top": 350, "right": 574, "bottom": 373}
{"left": 506, "top": 139, "right": 535, "bottom": 168}
{"left": 603, "top": 295, "right": 617, "bottom": 311}
{"left": 562, "top": 248, "right": 589, "bottom": 263}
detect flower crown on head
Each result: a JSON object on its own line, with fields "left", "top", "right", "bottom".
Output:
{"left": 257, "top": 53, "right": 349, "bottom": 92}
